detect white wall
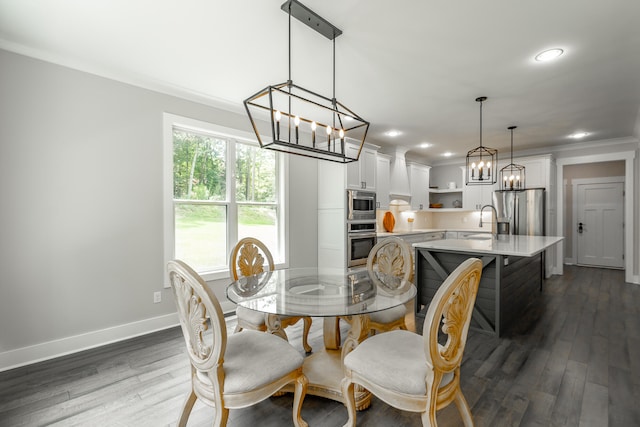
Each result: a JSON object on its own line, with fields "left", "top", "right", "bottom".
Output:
{"left": 0, "top": 50, "right": 318, "bottom": 370}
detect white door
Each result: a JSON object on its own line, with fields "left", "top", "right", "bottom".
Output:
{"left": 576, "top": 182, "right": 624, "bottom": 268}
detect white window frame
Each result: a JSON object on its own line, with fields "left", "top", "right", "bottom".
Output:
{"left": 163, "top": 113, "right": 289, "bottom": 285}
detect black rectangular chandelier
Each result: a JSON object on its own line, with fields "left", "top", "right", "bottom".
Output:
{"left": 243, "top": 0, "right": 369, "bottom": 163}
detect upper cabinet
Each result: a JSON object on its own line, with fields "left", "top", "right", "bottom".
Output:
{"left": 408, "top": 162, "right": 430, "bottom": 210}
{"left": 376, "top": 154, "right": 391, "bottom": 209}
{"left": 460, "top": 166, "right": 494, "bottom": 210}
{"left": 515, "top": 156, "right": 550, "bottom": 189}
{"left": 346, "top": 143, "right": 377, "bottom": 190}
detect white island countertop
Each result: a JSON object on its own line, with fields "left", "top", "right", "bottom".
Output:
{"left": 413, "top": 235, "right": 564, "bottom": 257}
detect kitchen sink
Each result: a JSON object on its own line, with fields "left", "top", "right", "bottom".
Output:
{"left": 463, "top": 234, "right": 492, "bottom": 241}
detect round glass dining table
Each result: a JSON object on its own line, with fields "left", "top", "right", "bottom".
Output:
{"left": 227, "top": 267, "right": 417, "bottom": 409}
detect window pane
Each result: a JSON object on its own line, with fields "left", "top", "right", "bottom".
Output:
{"left": 238, "top": 204, "right": 278, "bottom": 260}
{"left": 173, "top": 129, "right": 226, "bottom": 201}
{"left": 236, "top": 143, "right": 276, "bottom": 202}
{"left": 175, "top": 204, "right": 227, "bottom": 271}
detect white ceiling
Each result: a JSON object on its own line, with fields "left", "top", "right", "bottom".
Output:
{"left": 1, "top": 0, "right": 639, "bottom": 164}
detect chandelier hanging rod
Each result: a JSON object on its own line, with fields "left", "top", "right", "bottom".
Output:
{"left": 508, "top": 125, "right": 516, "bottom": 163}
{"left": 477, "top": 96, "right": 486, "bottom": 148}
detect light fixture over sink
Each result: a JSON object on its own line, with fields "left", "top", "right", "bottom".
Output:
{"left": 499, "top": 126, "right": 526, "bottom": 190}
{"left": 243, "top": 0, "right": 369, "bottom": 163}
{"left": 465, "top": 97, "right": 498, "bottom": 185}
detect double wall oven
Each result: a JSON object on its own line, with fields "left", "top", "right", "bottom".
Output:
{"left": 346, "top": 190, "right": 377, "bottom": 267}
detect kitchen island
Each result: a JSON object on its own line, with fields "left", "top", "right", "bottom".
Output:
{"left": 414, "top": 235, "right": 563, "bottom": 337}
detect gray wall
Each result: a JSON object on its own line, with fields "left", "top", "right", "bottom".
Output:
{"left": 0, "top": 50, "right": 318, "bottom": 364}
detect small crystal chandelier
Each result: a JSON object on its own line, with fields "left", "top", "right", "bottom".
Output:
{"left": 465, "top": 97, "right": 498, "bottom": 185}
{"left": 243, "top": 0, "right": 369, "bottom": 163}
{"left": 499, "top": 126, "right": 526, "bottom": 190}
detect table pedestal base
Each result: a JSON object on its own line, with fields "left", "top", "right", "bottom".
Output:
{"left": 279, "top": 317, "right": 371, "bottom": 410}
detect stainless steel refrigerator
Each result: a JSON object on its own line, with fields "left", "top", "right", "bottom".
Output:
{"left": 493, "top": 188, "right": 545, "bottom": 236}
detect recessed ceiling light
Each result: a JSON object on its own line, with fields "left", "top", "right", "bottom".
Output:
{"left": 442, "top": 152, "right": 454, "bottom": 157}
{"left": 419, "top": 142, "right": 431, "bottom": 148}
{"left": 535, "top": 48, "right": 564, "bottom": 62}
{"left": 569, "top": 131, "right": 589, "bottom": 139}
{"left": 385, "top": 130, "right": 402, "bottom": 137}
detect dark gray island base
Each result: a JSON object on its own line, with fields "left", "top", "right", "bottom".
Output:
{"left": 415, "top": 248, "right": 543, "bottom": 337}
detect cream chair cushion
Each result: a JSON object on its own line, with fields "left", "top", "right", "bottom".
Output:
{"left": 368, "top": 305, "right": 407, "bottom": 325}
{"left": 344, "top": 330, "right": 453, "bottom": 396}
{"left": 235, "top": 306, "right": 266, "bottom": 329}
{"left": 195, "top": 330, "right": 304, "bottom": 395}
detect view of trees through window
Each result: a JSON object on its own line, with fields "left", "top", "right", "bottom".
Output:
{"left": 173, "top": 128, "right": 280, "bottom": 273}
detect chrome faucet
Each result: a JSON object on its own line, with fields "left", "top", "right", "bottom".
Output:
{"left": 479, "top": 204, "right": 498, "bottom": 239}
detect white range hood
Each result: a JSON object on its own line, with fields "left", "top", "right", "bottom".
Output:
{"left": 389, "top": 147, "right": 411, "bottom": 198}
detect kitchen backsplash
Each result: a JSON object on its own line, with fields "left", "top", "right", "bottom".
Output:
{"left": 376, "top": 209, "right": 484, "bottom": 232}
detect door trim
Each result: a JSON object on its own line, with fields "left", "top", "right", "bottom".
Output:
{"left": 556, "top": 151, "right": 636, "bottom": 284}
{"left": 571, "top": 176, "right": 624, "bottom": 267}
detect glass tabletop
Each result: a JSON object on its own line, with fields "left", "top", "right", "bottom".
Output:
{"left": 226, "top": 267, "right": 416, "bottom": 317}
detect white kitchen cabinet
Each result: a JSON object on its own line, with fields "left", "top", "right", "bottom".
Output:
{"left": 346, "top": 143, "right": 377, "bottom": 190}
{"left": 516, "top": 156, "right": 549, "bottom": 189}
{"left": 408, "top": 163, "right": 430, "bottom": 210}
{"left": 460, "top": 166, "right": 495, "bottom": 210}
{"left": 376, "top": 154, "right": 391, "bottom": 209}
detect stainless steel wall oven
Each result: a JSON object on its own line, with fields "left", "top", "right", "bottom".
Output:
{"left": 346, "top": 190, "right": 377, "bottom": 267}
{"left": 347, "top": 232, "right": 377, "bottom": 267}
{"left": 347, "top": 190, "right": 376, "bottom": 222}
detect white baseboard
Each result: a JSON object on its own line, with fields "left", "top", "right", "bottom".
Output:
{"left": 0, "top": 302, "right": 240, "bottom": 373}
{"left": 0, "top": 312, "right": 180, "bottom": 373}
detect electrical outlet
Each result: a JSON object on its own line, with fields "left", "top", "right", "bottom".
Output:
{"left": 153, "top": 291, "right": 162, "bottom": 303}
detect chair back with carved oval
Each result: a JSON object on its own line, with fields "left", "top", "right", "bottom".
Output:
{"left": 229, "top": 237, "right": 275, "bottom": 281}
{"left": 422, "top": 258, "right": 482, "bottom": 374}
{"left": 366, "top": 236, "right": 413, "bottom": 292}
{"left": 168, "top": 260, "right": 226, "bottom": 373}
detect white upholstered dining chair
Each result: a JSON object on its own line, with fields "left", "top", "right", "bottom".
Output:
{"left": 167, "top": 259, "right": 308, "bottom": 427}
{"left": 341, "top": 257, "right": 483, "bottom": 427}
{"left": 366, "top": 236, "right": 415, "bottom": 333}
{"left": 230, "top": 237, "right": 313, "bottom": 353}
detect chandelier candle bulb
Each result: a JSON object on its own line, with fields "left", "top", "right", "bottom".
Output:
{"left": 471, "top": 162, "right": 476, "bottom": 178}
{"left": 311, "top": 121, "right": 317, "bottom": 147}
{"left": 294, "top": 115, "right": 300, "bottom": 143}
{"left": 275, "top": 110, "right": 281, "bottom": 140}
{"left": 339, "top": 128, "right": 345, "bottom": 153}
{"left": 326, "top": 125, "right": 332, "bottom": 150}
{"left": 487, "top": 161, "right": 491, "bottom": 177}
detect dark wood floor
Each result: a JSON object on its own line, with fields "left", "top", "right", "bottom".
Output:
{"left": 1, "top": 265, "right": 639, "bottom": 426}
